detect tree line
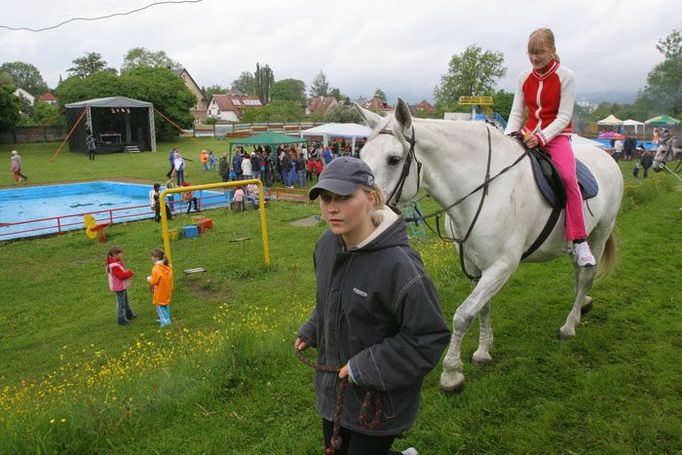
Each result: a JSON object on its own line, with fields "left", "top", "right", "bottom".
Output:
{"left": 1, "top": 28, "right": 679, "bottom": 137}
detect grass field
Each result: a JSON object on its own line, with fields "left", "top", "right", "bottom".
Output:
{"left": 0, "top": 140, "right": 681, "bottom": 454}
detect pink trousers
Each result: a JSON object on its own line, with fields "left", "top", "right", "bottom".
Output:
{"left": 544, "top": 135, "right": 587, "bottom": 240}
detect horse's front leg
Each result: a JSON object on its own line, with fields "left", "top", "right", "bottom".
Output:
{"left": 440, "top": 262, "right": 515, "bottom": 393}
{"left": 472, "top": 301, "right": 493, "bottom": 366}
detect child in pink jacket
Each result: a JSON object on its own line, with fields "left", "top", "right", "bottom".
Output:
{"left": 106, "top": 246, "right": 136, "bottom": 325}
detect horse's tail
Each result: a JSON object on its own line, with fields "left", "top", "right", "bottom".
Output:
{"left": 597, "top": 226, "right": 619, "bottom": 279}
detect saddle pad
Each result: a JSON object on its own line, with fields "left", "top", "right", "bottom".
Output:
{"left": 530, "top": 155, "right": 598, "bottom": 207}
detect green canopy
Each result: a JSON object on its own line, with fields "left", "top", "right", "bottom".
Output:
{"left": 645, "top": 115, "right": 681, "bottom": 126}
{"left": 226, "top": 131, "right": 308, "bottom": 158}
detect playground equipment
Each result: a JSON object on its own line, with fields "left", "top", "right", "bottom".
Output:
{"left": 83, "top": 214, "right": 110, "bottom": 243}
{"left": 182, "top": 225, "right": 200, "bottom": 239}
{"left": 159, "top": 179, "right": 271, "bottom": 267}
{"left": 458, "top": 96, "right": 507, "bottom": 130}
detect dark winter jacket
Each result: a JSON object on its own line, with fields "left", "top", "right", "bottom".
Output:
{"left": 299, "top": 209, "right": 449, "bottom": 436}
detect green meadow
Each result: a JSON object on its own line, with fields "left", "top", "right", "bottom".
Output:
{"left": 0, "top": 140, "right": 680, "bottom": 454}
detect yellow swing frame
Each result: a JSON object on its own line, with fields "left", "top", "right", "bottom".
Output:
{"left": 159, "top": 179, "right": 271, "bottom": 268}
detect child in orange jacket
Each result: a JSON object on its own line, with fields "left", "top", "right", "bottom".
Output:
{"left": 147, "top": 249, "right": 173, "bottom": 327}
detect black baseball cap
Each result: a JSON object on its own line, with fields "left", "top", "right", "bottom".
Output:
{"left": 308, "top": 157, "right": 375, "bottom": 200}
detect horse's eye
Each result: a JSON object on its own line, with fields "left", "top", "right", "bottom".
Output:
{"left": 387, "top": 156, "right": 401, "bottom": 166}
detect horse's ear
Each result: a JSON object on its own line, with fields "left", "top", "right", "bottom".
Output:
{"left": 354, "top": 103, "right": 382, "bottom": 129}
{"left": 395, "top": 97, "right": 412, "bottom": 132}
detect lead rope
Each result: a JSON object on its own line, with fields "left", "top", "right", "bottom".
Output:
{"left": 295, "top": 347, "right": 382, "bottom": 453}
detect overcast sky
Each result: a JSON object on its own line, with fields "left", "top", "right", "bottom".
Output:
{"left": 1, "top": 0, "right": 680, "bottom": 103}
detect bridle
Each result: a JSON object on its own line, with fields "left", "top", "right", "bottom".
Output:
{"left": 377, "top": 126, "right": 420, "bottom": 209}
{"left": 374, "top": 124, "right": 528, "bottom": 281}
{"left": 653, "top": 138, "right": 674, "bottom": 167}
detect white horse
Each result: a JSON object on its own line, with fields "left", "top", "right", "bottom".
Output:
{"left": 357, "top": 99, "right": 624, "bottom": 392}
{"left": 652, "top": 136, "right": 682, "bottom": 173}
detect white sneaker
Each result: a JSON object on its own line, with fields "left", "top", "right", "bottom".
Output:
{"left": 401, "top": 448, "right": 420, "bottom": 455}
{"left": 572, "top": 242, "right": 596, "bottom": 267}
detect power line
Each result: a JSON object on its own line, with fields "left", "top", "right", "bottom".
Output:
{"left": 0, "top": 0, "right": 204, "bottom": 33}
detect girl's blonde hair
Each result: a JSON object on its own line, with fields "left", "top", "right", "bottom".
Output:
{"left": 528, "top": 28, "right": 560, "bottom": 62}
{"left": 360, "top": 184, "right": 388, "bottom": 226}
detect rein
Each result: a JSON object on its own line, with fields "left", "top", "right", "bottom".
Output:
{"left": 294, "top": 347, "right": 382, "bottom": 454}
{"left": 400, "top": 126, "right": 528, "bottom": 281}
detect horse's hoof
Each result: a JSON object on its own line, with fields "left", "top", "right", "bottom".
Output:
{"left": 440, "top": 371, "right": 465, "bottom": 394}
{"left": 558, "top": 327, "right": 575, "bottom": 340}
{"left": 581, "top": 297, "right": 594, "bottom": 315}
{"left": 471, "top": 352, "right": 493, "bottom": 367}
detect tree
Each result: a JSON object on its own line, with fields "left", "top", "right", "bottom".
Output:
{"left": 373, "top": 88, "right": 387, "bottom": 102}
{"left": 0, "top": 61, "right": 48, "bottom": 95}
{"left": 492, "top": 89, "right": 514, "bottom": 121}
{"left": 56, "top": 67, "right": 194, "bottom": 141}
{"left": 309, "top": 70, "right": 329, "bottom": 97}
{"left": 323, "top": 103, "right": 363, "bottom": 123}
{"left": 271, "top": 78, "right": 306, "bottom": 105}
{"left": 0, "top": 86, "right": 20, "bottom": 131}
{"left": 434, "top": 44, "right": 506, "bottom": 111}
{"left": 204, "top": 84, "right": 227, "bottom": 100}
{"left": 637, "top": 28, "right": 682, "bottom": 116}
{"left": 329, "top": 87, "right": 345, "bottom": 101}
{"left": 120, "top": 47, "right": 181, "bottom": 74}
{"left": 32, "top": 101, "right": 64, "bottom": 126}
{"left": 120, "top": 67, "right": 195, "bottom": 141}
{"left": 56, "top": 71, "right": 123, "bottom": 105}
{"left": 67, "top": 52, "right": 117, "bottom": 78}
{"left": 231, "top": 71, "right": 256, "bottom": 95}
{"left": 239, "top": 101, "right": 304, "bottom": 123}
{"left": 17, "top": 93, "right": 34, "bottom": 118}
{"left": 254, "top": 63, "right": 275, "bottom": 104}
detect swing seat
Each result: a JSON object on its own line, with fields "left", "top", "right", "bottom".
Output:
{"left": 83, "top": 214, "right": 110, "bottom": 243}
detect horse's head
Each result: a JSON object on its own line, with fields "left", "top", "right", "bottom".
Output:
{"left": 355, "top": 97, "right": 420, "bottom": 208}
{"left": 652, "top": 138, "right": 673, "bottom": 172}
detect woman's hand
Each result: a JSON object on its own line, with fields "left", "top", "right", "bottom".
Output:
{"left": 524, "top": 134, "right": 539, "bottom": 148}
{"left": 338, "top": 363, "right": 349, "bottom": 379}
{"left": 294, "top": 337, "right": 308, "bottom": 351}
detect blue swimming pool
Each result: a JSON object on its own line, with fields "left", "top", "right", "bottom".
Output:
{"left": 0, "top": 181, "right": 227, "bottom": 240}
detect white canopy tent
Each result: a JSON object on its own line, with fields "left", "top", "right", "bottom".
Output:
{"left": 622, "top": 119, "right": 645, "bottom": 135}
{"left": 596, "top": 114, "right": 623, "bottom": 126}
{"left": 300, "top": 123, "right": 372, "bottom": 152}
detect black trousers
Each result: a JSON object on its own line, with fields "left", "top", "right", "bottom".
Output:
{"left": 154, "top": 202, "right": 172, "bottom": 221}
{"left": 88, "top": 149, "right": 96, "bottom": 160}
{"left": 185, "top": 197, "right": 199, "bottom": 213}
{"left": 322, "top": 419, "right": 401, "bottom": 455}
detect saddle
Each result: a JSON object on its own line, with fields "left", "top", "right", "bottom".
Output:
{"left": 528, "top": 147, "right": 599, "bottom": 208}
{"left": 519, "top": 142, "right": 599, "bottom": 260}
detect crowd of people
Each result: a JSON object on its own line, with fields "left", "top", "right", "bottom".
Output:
{"left": 149, "top": 139, "right": 363, "bottom": 220}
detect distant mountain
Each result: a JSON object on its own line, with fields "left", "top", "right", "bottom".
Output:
{"left": 578, "top": 90, "right": 638, "bottom": 104}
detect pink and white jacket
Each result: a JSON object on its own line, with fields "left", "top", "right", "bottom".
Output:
{"left": 505, "top": 59, "right": 575, "bottom": 147}
{"left": 106, "top": 257, "right": 134, "bottom": 291}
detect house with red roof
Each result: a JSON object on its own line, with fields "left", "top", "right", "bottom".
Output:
{"left": 363, "top": 96, "right": 392, "bottom": 113}
{"left": 306, "top": 96, "right": 337, "bottom": 117}
{"left": 415, "top": 100, "right": 435, "bottom": 113}
{"left": 207, "top": 94, "right": 263, "bottom": 122}
{"left": 38, "top": 92, "right": 58, "bottom": 106}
